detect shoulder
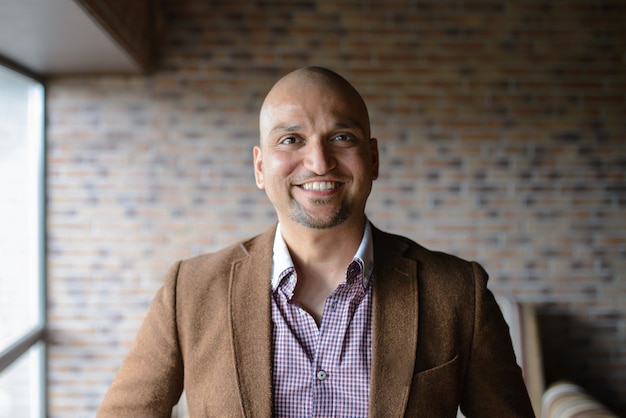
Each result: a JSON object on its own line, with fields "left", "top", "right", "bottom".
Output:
{"left": 164, "top": 226, "right": 276, "bottom": 294}
{"left": 179, "top": 226, "right": 275, "bottom": 273}
{"left": 371, "top": 225, "right": 488, "bottom": 298}
{"left": 373, "top": 225, "right": 482, "bottom": 274}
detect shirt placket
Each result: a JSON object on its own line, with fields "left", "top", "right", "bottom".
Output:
{"left": 311, "top": 266, "right": 364, "bottom": 417}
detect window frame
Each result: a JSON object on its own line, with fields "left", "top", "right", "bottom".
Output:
{"left": 0, "top": 55, "right": 47, "bottom": 417}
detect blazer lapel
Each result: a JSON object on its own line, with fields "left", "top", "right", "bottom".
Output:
{"left": 229, "top": 229, "right": 275, "bottom": 418}
{"left": 369, "top": 228, "right": 420, "bottom": 417}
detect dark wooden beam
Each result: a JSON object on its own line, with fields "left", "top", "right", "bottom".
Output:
{"left": 73, "top": 0, "right": 164, "bottom": 73}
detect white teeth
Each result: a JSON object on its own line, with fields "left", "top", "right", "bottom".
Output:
{"left": 302, "top": 181, "right": 336, "bottom": 191}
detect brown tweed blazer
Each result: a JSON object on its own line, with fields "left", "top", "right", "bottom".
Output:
{"left": 98, "top": 225, "right": 534, "bottom": 417}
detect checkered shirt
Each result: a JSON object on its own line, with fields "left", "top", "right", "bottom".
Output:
{"left": 270, "top": 222, "right": 374, "bottom": 418}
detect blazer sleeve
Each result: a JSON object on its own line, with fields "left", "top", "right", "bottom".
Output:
{"left": 458, "top": 262, "right": 535, "bottom": 417}
{"left": 97, "top": 262, "right": 184, "bottom": 418}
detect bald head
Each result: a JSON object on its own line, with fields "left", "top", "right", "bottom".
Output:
{"left": 253, "top": 66, "right": 379, "bottom": 231}
{"left": 259, "top": 67, "right": 371, "bottom": 142}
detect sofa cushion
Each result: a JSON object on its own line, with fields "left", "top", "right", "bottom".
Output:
{"left": 541, "top": 381, "right": 618, "bottom": 418}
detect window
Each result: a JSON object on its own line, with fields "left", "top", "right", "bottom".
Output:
{"left": 0, "top": 64, "right": 46, "bottom": 418}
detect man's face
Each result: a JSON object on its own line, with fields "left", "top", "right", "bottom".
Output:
{"left": 253, "top": 75, "right": 379, "bottom": 230}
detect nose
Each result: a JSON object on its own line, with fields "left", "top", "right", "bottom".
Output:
{"left": 304, "top": 139, "right": 336, "bottom": 175}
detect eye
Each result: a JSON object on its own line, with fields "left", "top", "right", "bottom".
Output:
{"left": 279, "top": 136, "right": 300, "bottom": 145}
{"left": 330, "top": 133, "right": 358, "bottom": 147}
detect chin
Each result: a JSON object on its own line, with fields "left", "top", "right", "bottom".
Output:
{"left": 290, "top": 211, "right": 349, "bottom": 230}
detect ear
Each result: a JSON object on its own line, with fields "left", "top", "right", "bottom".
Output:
{"left": 253, "top": 146, "right": 265, "bottom": 189}
{"left": 370, "top": 138, "right": 380, "bottom": 180}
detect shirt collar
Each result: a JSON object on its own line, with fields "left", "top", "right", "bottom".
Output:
{"left": 271, "top": 220, "right": 374, "bottom": 291}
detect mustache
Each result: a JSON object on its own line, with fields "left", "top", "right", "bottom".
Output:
{"left": 292, "top": 171, "right": 350, "bottom": 184}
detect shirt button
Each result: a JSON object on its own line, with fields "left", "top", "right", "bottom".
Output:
{"left": 316, "top": 370, "right": 327, "bottom": 381}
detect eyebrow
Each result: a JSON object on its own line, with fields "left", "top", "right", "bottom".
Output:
{"left": 268, "top": 119, "right": 367, "bottom": 137}
{"left": 268, "top": 124, "right": 303, "bottom": 136}
{"left": 334, "top": 119, "right": 367, "bottom": 134}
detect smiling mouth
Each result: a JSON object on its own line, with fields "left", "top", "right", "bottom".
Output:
{"left": 300, "top": 181, "right": 341, "bottom": 191}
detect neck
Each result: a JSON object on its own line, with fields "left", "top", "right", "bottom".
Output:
{"left": 280, "top": 215, "right": 366, "bottom": 270}
{"left": 278, "top": 216, "right": 367, "bottom": 324}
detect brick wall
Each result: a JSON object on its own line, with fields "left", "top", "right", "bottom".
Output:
{"left": 46, "top": 0, "right": 626, "bottom": 415}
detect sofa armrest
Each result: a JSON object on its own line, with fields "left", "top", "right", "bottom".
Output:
{"left": 496, "top": 296, "right": 545, "bottom": 416}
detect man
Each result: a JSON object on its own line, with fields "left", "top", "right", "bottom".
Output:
{"left": 98, "top": 67, "right": 534, "bottom": 417}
